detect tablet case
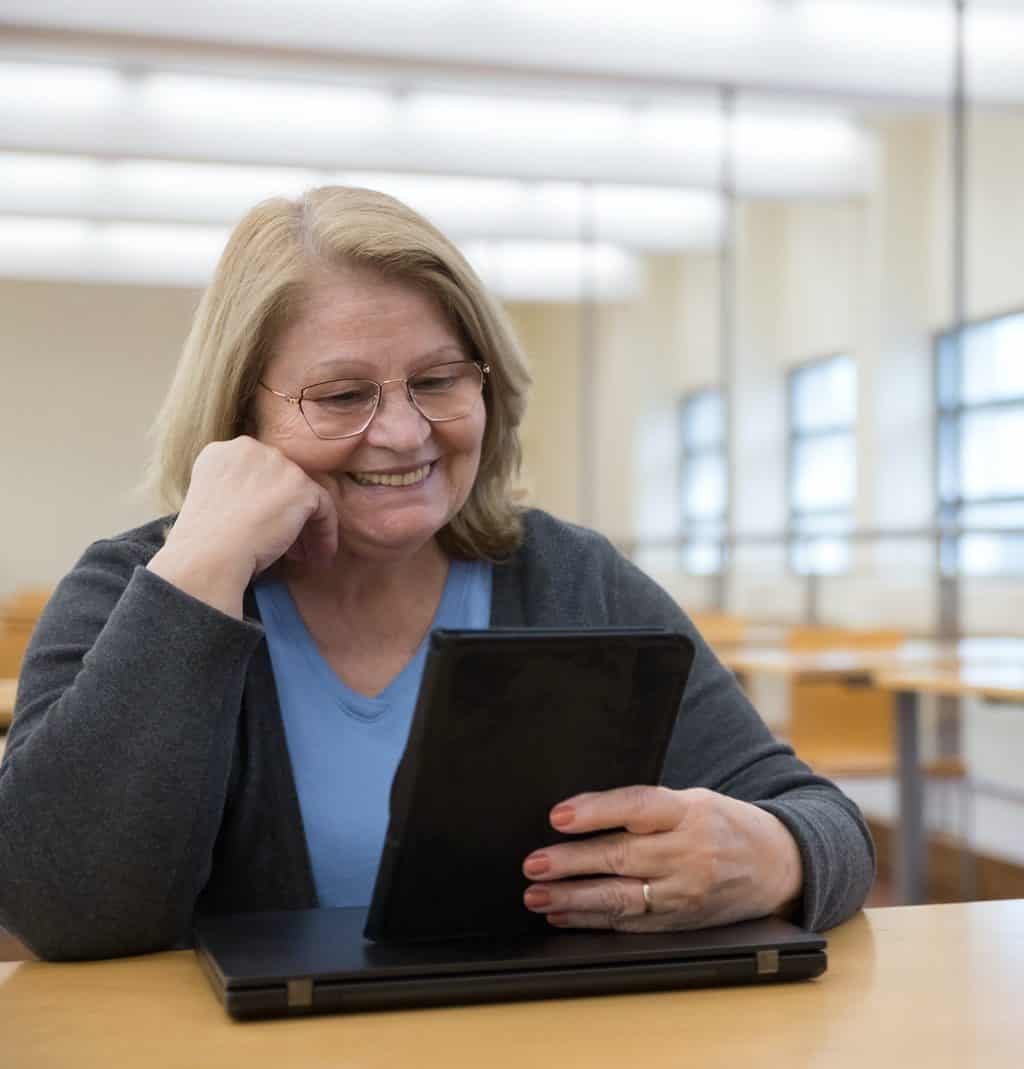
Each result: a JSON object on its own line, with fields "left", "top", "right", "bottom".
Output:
{"left": 364, "top": 628, "right": 695, "bottom": 942}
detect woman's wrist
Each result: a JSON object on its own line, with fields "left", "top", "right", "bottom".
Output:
{"left": 753, "top": 807, "right": 804, "bottom": 917}
{"left": 147, "top": 541, "right": 251, "bottom": 620}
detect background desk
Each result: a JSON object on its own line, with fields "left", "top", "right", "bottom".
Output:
{"left": 2, "top": 900, "right": 1020, "bottom": 1068}
{"left": 724, "top": 643, "right": 1024, "bottom": 904}
{"left": 876, "top": 665, "right": 1024, "bottom": 904}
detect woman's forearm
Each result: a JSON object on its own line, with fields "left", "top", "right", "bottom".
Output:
{"left": 0, "top": 559, "right": 261, "bottom": 959}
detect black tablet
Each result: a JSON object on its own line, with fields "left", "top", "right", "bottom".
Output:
{"left": 364, "top": 627, "right": 695, "bottom": 943}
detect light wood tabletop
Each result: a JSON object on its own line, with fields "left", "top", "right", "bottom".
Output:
{"left": 721, "top": 636, "right": 1024, "bottom": 681}
{"left": 876, "top": 664, "right": 1024, "bottom": 703}
{"left": 2, "top": 900, "right": 1021, "bottom": 1068}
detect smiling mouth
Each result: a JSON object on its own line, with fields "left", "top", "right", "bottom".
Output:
{"left": 348, "top": 462, "right": 435, "bottom": 488}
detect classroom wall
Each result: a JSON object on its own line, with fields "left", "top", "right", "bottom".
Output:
{"left": 4, "top": 116, "right": 1022, "bottom": 631}
{"left": 0, "top": 281, "right": 199, "bottom": 595}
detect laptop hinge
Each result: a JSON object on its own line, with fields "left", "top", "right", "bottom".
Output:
{"left": 287, "top": 978, "right": 314, "bottom": 1008}
{"left": 756, "top": 949, "right": 780, "bottom": 976}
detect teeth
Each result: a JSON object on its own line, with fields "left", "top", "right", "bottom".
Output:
{"left": 352, "top": 463, "right": 432, "bottom": 487}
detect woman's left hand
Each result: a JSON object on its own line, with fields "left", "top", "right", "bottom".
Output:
{"left": 521, "top": 786, "right": 804, "bottom": 931}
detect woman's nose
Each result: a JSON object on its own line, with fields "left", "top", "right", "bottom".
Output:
{"left": 364, "top": 383, "right": 430, "bottom": 449}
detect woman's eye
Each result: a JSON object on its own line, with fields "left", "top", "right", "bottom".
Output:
{"left": 318, "top": 384, "right": 375, "bottom": 405}
{"left": 413, "top": 375, "right": 455, "bottom": 392}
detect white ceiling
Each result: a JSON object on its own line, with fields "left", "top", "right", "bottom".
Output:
{"left": 0, "top": 1, "right": 1017, "bottom": 296}
{"left": 2, "top": 0, "right": 1023, "bottom": 103}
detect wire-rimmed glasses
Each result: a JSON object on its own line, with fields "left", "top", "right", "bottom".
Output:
{"left": 258, "top": 360, "right": 490, "bottom": 440}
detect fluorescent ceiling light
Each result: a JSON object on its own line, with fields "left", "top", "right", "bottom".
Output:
{"left": 0, "top": 215, "right": 639, "bottom": 300}
{"left": 407, "top": 92, "right": 640, "bottom": 143}
{"left": 0, "top": 64, "right": 874, "bottom": 193}
{"left": 800, "top": 1, "right": 952, "bottom": 53}
{"left": 109, "top": 161, "right": 321, "bottom": 219}
{"left": 0, "top": 153, "right": 99, "bottom": 192}
{"left": 0, "top": 215, "right": 229, "bottom": 286}
{"left": 141, "top": 73, "right": 394, "bottom": 129}
{"left": 0, "top": 62, "right": 121, "bottom": 110}
{"left": 461, "top": 240, "right": 643, "bottom": 302}
{"left": 341, "top": 172, "right": 721, "bottom": 249}
{"left": 735, "top": 115, "right": 862, "bottom": 163}
{"left": 0, "top": 215, "right": 92, "bottom": 251}
{"left": 0, "top": 154, "right": 723, "bottom": 250}
{"left": 100, "top": 222, "right": 229, "bottom": 266}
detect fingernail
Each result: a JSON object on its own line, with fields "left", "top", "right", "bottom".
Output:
{"left": 523, "top": 887, "right": 551, "bottom": 909}
{"left": 547, "top": 913, "right": 570, "bottom": 927}
{"left": 550, "top": 805, "right": 575, "bottom": 828}
{"left": 523, "top": 853, "right": 550, "bottom": 877}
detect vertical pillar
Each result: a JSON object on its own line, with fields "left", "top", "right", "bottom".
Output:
{"left": 716, "top": 87, "right": 737, "bottom": 611}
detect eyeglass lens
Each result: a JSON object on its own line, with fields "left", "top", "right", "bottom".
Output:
{"left": 300, "top": 361, "right": 483, "bottom": 438}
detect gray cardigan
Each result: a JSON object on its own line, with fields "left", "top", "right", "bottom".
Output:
{"left": 0, "top": 509, "right": 874, "bottom": 959}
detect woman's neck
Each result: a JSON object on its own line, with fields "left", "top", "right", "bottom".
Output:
{"left": 280, "top": 537, "right": 451, "bottom": 642}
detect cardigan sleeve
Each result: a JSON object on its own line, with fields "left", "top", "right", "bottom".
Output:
{"left": 607, "top": 549, "right": 876, "bottom": 932}
{"left": 0, "top": 537, "right": 264, "bottom": 960}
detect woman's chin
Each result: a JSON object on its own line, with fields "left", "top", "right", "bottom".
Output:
{"left": 336, "top": 511, "right": 449, "bottom": 561}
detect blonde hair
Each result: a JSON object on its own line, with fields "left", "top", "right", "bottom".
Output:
{"left": 148, "top": 186, "right": 531, "bottom": 559}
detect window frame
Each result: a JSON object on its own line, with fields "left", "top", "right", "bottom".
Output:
{"left": 678, "top": 386, "right": 727, "bottom": 576}
{"left": 785, "top": 352, "right": 857, "bottom": 576}
{"left": 934, "top": 306, "right": 1024, "bottom": 578}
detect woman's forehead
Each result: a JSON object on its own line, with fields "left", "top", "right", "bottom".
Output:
{"left": 272, "top": 267, "right": 463, "bottom": 377}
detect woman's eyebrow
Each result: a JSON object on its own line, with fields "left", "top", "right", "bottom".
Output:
{"left": 307, "top": 344, "right": 466, "bottom": 378}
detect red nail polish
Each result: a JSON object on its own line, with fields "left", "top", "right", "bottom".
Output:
{"left": 524, "top": 853, "right": 550, "bottom": 877}
{"left": 550, "top": 805, "right": 575, "bottom": 828}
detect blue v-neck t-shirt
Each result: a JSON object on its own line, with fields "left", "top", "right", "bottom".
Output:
{"left": 254, "top": 559, "right": 492, "bottom": 907}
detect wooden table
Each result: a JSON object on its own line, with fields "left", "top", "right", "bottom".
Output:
{"left": 721, "top": 641, "right": 1024, "bottom": 905}
{"left": 875, "top": 665, "right": 1024, "bottom": 905}
{"left": 0, "top": 676, "right": 15, "bottom": 730}
{"left": 1, "top": 901, "right": 1020, "bottom": 1068}
{"left": 722, "top": 637, "right": 1024, "bottom": 682}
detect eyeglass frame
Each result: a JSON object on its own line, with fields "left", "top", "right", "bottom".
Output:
{"left": 257, "top": 359, "right": 491, "bottom": 440}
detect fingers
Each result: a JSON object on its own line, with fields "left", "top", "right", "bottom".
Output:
{"left": 525, "top": 823, "right": 689, "bottom": 885}
{"left": 523, "top": 878, "right": 684, "bottom": 933}
{"left": 550, "top": 785, "right": 684, "bottom": 836}
{"left": 524, "top": 876, "right": 646, "bottom": 919}
{"left": 288, "top": 480, "right": 339, "bottom": 565}
{"left": 523, "top": 787, "right": 691, "bottom": 883}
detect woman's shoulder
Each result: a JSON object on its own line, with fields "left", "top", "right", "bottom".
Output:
{"left": 515, "top": 508, "right": 621, "bottom": 562}
{"left": 81, "top": 515, "right": 175, "bottom": 565}
{"left": 51, "top": 516, "right": 176, "bottom": 602}
{"left": 500, "top": 509, "right": 682, "bottom": 627}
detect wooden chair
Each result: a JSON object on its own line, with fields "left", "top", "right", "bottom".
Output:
{"left": 1, "top": 587, "right": 52, "bottom": 632}
{"left": 782, "top": 627, "right": 963, "bottom": 779}
{"left": 690, "top": 612, "right": 747, "bottom": 651}
{"left": 0, "top": 632, "right": 28, "bottom": 678}
{"left": 0, "top": 586, "right": 52, "bottom": 678}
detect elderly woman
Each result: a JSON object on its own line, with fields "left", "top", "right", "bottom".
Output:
{"left": 0, "top": 188, "right": 874, "bottom": 960}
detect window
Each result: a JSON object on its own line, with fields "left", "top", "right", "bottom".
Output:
{"left": 787, "top": 355, "right": 857, "bottom": 574}
{"left": 937, "top": 310, "right": 1024, "bottom": 576}
{"left": 634, "top": 405, "right": 682, "bottom": 574}
{"left": 679, "top": 389, "right": 726, "bottom": 575}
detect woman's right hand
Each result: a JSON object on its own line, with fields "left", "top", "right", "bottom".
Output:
{"left": 147, "top": 436, "right": 338, "bottom": 618}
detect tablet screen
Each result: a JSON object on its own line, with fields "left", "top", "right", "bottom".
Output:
{"left": 364, "top": 628, "right": 694, "bottom": 942}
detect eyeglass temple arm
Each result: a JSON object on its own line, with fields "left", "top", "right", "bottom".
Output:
{"left": 257, "top": 381, "right": 301, "bottom": 405}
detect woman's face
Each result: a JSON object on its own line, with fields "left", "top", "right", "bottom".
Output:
{"left": 254, "top": 265, "right": 486, "bottom": 562}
